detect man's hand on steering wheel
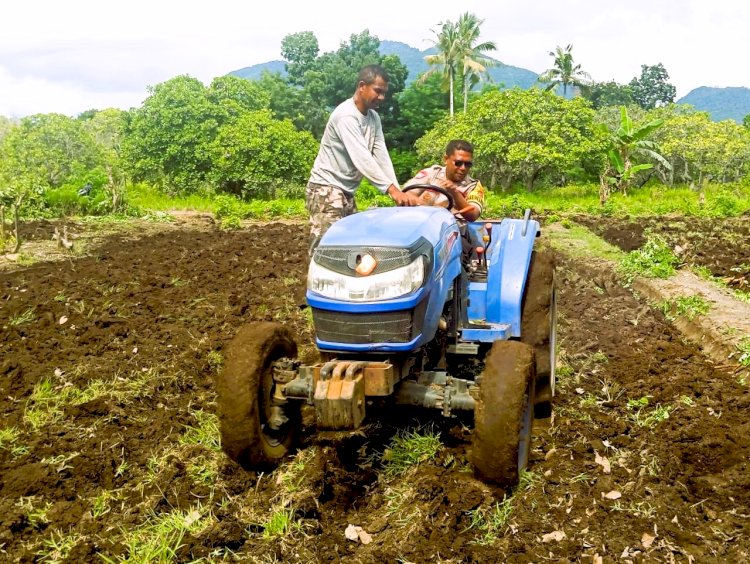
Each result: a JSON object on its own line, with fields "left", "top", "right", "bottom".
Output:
{"left": 387, "top": 185, "right": 421, "bottom": 206}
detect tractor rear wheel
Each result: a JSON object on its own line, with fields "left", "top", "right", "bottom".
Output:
{"left": 521, "top": 249, "right": 557, "bottom": 418}
{"left": 216, "top": 322, "right": 301, "bottom": 471}
{"left": 472, "top": 340, "right": 535, "bottom": 487}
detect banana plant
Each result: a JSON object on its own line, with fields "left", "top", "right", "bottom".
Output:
{"left": 600, "top": 106, "right": 671, "bottom": 199}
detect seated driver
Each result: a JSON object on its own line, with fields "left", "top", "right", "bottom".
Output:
{"left": 403, "top": 139, "right": 485, "bottom": 223}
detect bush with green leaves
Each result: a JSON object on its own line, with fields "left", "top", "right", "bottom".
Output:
{"left": 619, "top": 235, "right": 680, "bottom": 282}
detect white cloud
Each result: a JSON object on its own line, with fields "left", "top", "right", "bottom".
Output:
{"left": 1, "top": 0, "right": 748, "bottom": 117}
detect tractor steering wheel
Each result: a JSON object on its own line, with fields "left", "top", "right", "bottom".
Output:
{"left": 402, "top": 183, "right": 456, "bottom": 211}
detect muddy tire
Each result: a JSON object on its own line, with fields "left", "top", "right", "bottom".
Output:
{"left": 521, "top": 249, "right": 557, "bottom": 418}
{"left": 472, "top": 340, "right": 536, "bottom": 487}
{"left": 216, "top": 322, "right": 300, "bottom": 471}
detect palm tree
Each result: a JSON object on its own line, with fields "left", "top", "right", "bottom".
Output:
{"left": 422, "top": 13, "right": 496, "bottom": 116}
{"left": 423, "top": 20, "right": 460, "bottom": 116}
{"left": 454, "top": 12, "right": 497, "bottom": 113}
{"left": 537, "top": 44, "right": 591, "bottom": 97}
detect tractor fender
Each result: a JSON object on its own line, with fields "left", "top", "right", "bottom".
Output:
{"left": 484, "top": 217, "right": 540, "bottom": 336}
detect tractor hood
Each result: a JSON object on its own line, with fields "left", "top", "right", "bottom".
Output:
{"left": 320, "top": 206, "right": 456, "bottom": 248}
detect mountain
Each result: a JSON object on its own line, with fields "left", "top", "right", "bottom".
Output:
{"left": 378, "top": 40, "right": 539, "bottom": 89}
{"left": 677, "top": 86, "right": 750, "bottom": 123}
{"left": 230, "top": 60, "right": 286, "bottom": 81}
{"left": 228, "top": 40, "right": 539, "bottom": 90}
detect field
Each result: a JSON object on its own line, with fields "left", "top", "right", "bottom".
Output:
{"left": 1, "top": 214, "right": 749, "bottom": 563}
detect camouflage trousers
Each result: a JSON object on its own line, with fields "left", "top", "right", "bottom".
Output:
{"left": 305, "top": 182, "right": 357, "bottom": 255}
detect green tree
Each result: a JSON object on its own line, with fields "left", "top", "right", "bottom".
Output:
{"left": 537, "top": 44, "right": 591, "bottom": 97}
{"left": 385, "top": 72, "right": 449, "bottom": 150}
{"left": 743, "top": 113, "right": 750, "bottom": 130}
{"left": 454, "top": 12, "right": 497, "bottom": 113}
{"left": 208, "top": 110, "right": 318, "bottom": 198}
{"left": 0, "top": 114, "right": 98, "bottom": 249}
{"left": 122, "top": 75, "right": 221, "bottom": 191}
{"left": 650, "top": 105, "right": 750, "bottom": 186}
{"left": 598, "top": 106, "right": 669, "bottom": 201}
{"left": 207, "top": 75, "right": 270, "bottom": 118}
{"left": 581, "top": 81, "right": 635, "bottom": 109}
{"left": 0, "top": 116, "right": 16, "bottom": 142}
{"left": 80, "top": 108, "right": 129, "bottom": 211}
{"left": 255, "top": 71, "right": 329, "bottom": 137}
{"left": 417, "top": 88, "right": 604, "bottom": 191}
{"left": 281, "top": 31, "right": 320, "bottom": 86}
{"left": 629, "top": 63, "right": 676, "bottom": 110}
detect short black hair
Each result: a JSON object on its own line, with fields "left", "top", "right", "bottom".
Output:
{"left": 445, "top": 139, "right": 474, "bottom": 156}
{"left": 358, "top": 64, "right": 390, "bottom": 87}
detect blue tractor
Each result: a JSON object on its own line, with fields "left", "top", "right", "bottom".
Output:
{"left": 216, "top": 185, "right": 556, "bottom": 486}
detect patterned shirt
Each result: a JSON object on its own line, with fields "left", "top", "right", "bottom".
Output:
{"left": 404, "top": 165, "right": 486, "bottom": 218}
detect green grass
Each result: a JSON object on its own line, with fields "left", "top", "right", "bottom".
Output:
{"left": 465, "top": 497, "right": 514, "bottom": 546}
{"left": 546, "top": 223, "right": 625, "bottom": 263}
{"left": 626, "top": 396, "right": 672, "bottom": 428}
{"left": 674, "top": 295, "right": 711, "bottom": 320}
{"left": 0, "top": 426, "right": 28, "bottom": 457}
{"left": 619, "top": 235, "right": 679, "bottom": 283}
{"left": 737, "top": 337, "right": 750, "bottom": 367}
{"left": 381, "top": 426, "right": 443, "bottom": 477}
{"left": 9, "top": 307, "right": 36, "bottom": 326}
{"left": 101, "top": 505, "right": 213, "bottom": 563}
{"left": 179, "top": 409, "right": 221, "bottom": 452}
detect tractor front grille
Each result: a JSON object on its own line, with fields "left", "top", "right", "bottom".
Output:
{"left": 313, "top": 300, "right": 427, "bottom": 345}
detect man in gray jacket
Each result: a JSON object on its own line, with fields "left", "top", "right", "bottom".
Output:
{"left": 306, "top": 64, "right": 420, "bottom": 253}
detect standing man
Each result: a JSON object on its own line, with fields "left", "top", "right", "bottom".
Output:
{"left": 306, "top": 64, "right": 420, "bottom": 253}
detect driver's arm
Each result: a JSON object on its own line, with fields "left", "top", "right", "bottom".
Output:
{"left": 446, "top": 186, "right": 481, "bottom": 221}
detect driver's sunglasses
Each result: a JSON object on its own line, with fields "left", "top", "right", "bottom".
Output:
{"left": 453, "top": 160, "right": 473, "bottom": 169}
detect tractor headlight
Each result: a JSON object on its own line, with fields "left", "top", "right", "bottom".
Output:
{"left": 308, "top": 255, "right": 425, "bottom": 302}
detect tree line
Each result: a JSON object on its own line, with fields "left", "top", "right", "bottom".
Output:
{"left": 2, "top": 15, "right": 750, "bottom": 231}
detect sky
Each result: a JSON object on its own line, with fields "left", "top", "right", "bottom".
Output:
{"left": 1, "top": 0, "right": 748, "bottom": 118}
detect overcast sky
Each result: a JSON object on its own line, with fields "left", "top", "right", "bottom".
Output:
{"left": 1, "top": 0, "right": 747, "bottom": 118}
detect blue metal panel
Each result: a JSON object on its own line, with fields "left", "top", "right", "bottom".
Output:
{"left": 461, "top": 324, "right": 511, "bottom": 342}
{"left": 486, "top": 218, "right": 539, "bottom": 336}
{"left": 321, "top": 206, "right": 456, "bottom": 248}
{"left": 467, "top": 281, "right": 487, "bottom": 321}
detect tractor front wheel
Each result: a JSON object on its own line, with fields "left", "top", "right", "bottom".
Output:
{"left": 216, "top": 322, "right": 301, "bottom": 471}
{"left": 472, "top": 340, "right": 536, "bottom": 487}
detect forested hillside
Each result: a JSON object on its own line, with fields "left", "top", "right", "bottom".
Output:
{"left": 678, "top": 86, "right": 750, "bottom": 123}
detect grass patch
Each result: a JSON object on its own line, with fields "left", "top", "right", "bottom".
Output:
{"left": 9, "top": 307, "right": 36, "bottom": 326}
{"left": 23, "top": 377, "right": 109, "bottom": 430}
{"left": 674, "top": 295, "right": 711, "bottom": 320}
{"left": 466, "top": 497, "right": 514, "bottom": 546}
{"left": 546, "top": 223, "right": 625, "bottom": 263}
{"left": 0, "top": 426, "right": 28, "bottom": 457}
{"left": 619, "top": 235, "right": 679, "bottom": 283}
{"left": 101, "top": 505, "right": 213, "bottom": 563}
{"left": 179, "top": 409, "right": 221, "bottom": 452}
{"left": 626, "top": 396, "right": 672, "bottom": 428}
{"left": 37, "top": 530, "right": 83, "bottom": 562}
{"left": 737, "top": 337, "right": 750, "bottom": 367}
{"left": 258, "top": 506, "right": 303, "bottom": 540}
{"left": 381, "top": 426, "right": 443, "bottom": 477}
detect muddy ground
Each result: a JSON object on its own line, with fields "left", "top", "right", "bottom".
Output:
{"left": 1, "top": 216, "right": 749, "bottom": 562}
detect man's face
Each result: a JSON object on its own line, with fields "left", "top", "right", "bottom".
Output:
{"left": 358, "top": 76, "right": 389, "bottom": 111}
{"left": 444, "top": 149, "right": 474, "bottom": 183}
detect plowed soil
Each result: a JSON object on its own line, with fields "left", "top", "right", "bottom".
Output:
{"left": 1, "top": 216, "right": 749, "bottom": 563}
